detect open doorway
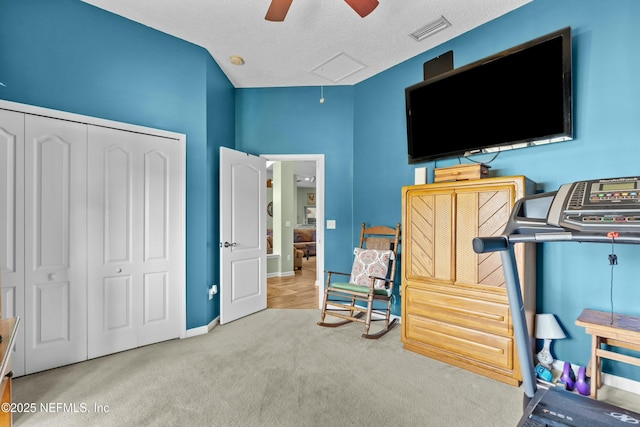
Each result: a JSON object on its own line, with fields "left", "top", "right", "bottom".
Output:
{"left": 261, "top": 154, "right": 324, "bottom": 309}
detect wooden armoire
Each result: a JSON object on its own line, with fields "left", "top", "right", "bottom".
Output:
{"left": 401, "top": 176, "right": 536, "bottom": 386}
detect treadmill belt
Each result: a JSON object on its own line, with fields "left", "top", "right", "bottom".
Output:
{"left": 517, "top": 387, "right": 640, "bottom": 427}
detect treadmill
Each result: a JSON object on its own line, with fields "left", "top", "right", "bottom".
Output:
{"left": 472, "top": 176, "right": 640, "bottom": 426}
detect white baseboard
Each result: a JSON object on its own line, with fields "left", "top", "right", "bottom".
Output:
{"left": 552, "top": 359, "right": 640, "bottom": 395}
{"left": 603, "top": 372, "right": 640, "bottom": 395}
{"left": 185, "top": 316, "right": 219, "bottom": 338}
{"left": 267, "top": 271, "right": 295, "bottom": 278}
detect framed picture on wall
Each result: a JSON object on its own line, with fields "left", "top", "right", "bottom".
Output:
{"left": 305, "top": 206, "right": 316, "bottom": 225}
{"left": 307, "top": 193, "right": 316, "bottom": 205}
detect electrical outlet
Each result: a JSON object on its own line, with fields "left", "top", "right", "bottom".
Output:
{"left": 208, "top": 285, "right": 218, "bottom": 300}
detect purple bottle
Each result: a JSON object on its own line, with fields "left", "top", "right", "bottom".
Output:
{"left": 576, "top": 366, "right": 590, "bottom": 396}
{"left": 561, "top": 361, "right": 576, "bottom": 391}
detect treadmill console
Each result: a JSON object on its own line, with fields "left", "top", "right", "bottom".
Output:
{"left": 547, "top": 176, "right": 640, "bottom": 231}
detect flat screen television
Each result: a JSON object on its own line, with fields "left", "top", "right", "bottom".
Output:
{"left": 405, "top": 27, "right": 573, "bottom": 164}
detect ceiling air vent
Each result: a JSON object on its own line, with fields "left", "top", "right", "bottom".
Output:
{"left": 410, "top": 16, "right": 451, "bottom": 42}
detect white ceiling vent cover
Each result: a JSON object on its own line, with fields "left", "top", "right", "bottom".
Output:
{"left": 410, "top": 16, "right": 451, "bottom": 42}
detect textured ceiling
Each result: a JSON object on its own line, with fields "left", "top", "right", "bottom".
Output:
{"left": 81, "top": 0, "right": 531, "bottom": 88}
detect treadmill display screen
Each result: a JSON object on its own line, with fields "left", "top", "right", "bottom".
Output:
{"left": 600, "top": 182, "right": 636, "bottom": 191}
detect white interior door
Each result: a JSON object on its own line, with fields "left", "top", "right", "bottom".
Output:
{"left": 87, "top": 126, "right": 182, "bottom": 358}
{"left": 0, "top": 109, "right": 25, "bottom": 376}
{"left": 220, "top": 147, "right": 266, "bottom": 324}
{"left": 24, "top": 115, "right": 87, "bottom": 374}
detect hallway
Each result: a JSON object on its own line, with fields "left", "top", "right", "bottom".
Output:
{"left": 267, "top": 256, "right": 318, "bottom": 309}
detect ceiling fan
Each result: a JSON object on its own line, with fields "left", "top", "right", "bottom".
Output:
{"left": 265, "top": 0, "right": 379, "bottom": 22}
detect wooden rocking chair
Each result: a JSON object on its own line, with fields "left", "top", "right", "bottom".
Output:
{"left": 317, "top": 223, "right": 401, "bottom": 339}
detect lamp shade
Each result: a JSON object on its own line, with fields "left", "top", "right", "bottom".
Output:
{"left": 535, "top": 313, "right": 566, "bottom": 339}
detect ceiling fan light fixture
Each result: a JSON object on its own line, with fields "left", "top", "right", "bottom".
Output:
{"left": 344, "top": 0, "right": 379, "bottom": 18}
{"left": 410, "top": 16, "right": 451, "bottom": 42}
{"left": 230, "top": 55, "right": 245, "bottom": 65}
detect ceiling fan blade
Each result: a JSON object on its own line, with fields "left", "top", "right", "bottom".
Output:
{"left": 265, "top": 0, "right": 294, "bottom": 22}
{"left": 344, "top": 0, "right": 379, "bottom": 18}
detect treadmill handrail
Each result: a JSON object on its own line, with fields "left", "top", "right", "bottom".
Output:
{"left": 473, "top": 231, "right": 640, "bottom": 253}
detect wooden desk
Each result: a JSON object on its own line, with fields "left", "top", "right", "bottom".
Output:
{"left": 0, "top": 255, "right": 19, "bottom": 427}
{"left": 0, "top": 317, "right": 19, "bottom": 427}
{"left": 575, "top": 309, "right": 640, "bottom": 399}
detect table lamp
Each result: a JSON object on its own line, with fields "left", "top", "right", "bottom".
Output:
{"left": 535, "top": 313, "right": 566, "bottom": 368}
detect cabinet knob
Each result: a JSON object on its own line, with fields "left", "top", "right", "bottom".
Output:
{"left": 48, "top": 273, "right": 56, "bottom": 281}
{"left": 116, "top": 268, "right": 122, "bottom": 273}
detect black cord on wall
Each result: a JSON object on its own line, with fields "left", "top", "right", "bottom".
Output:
{"left": 608, "top": 235, "right": 618, "bottom": 325}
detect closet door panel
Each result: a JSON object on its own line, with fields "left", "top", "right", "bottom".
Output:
{"left": 35, "top": 282, "right": 70, "bottom": 342}
{"left": 144, "top": 150, "right": 169, "bottom": 261}
{"left": 144, "top": 272, "right": 168, "bottom": 324}
{"left": 104, "top": 275, "right": 132, "bottom": 330}
{"left": 137, "top": 133, "right": 181, "bottom": 346}
{"left": 104, "top": 146, "right": 133, "bottom": 265}
{"left": 0, "top": 110, "right": 25, "bottom": 376}
{"left": 88, "top": 127, "right": 181, "bottom": 357}
{"left": 88, "top": 127, "right": 138, "bottom": 358}
{"left": 24, "top": 114, "right": 87, "bottom": 374}
{"left": 0, "top": 111, "right": 23, "bottom": 278}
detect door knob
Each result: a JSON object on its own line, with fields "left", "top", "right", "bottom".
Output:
{"left": 223, "top": 241, "right": 237, "bottom": 248}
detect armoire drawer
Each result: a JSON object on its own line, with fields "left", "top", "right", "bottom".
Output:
{"left": 404, "top": 285, "right": 511, "bottom": 336}
{"left": 404, "top": 312, "right": 514, "bottom": 371}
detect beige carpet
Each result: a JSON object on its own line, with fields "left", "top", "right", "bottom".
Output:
{"left": 12, "top": 309, "right": 532, "bottom": 426}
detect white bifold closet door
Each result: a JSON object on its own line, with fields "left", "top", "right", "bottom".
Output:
{"left": 87, "top": 126, "right": 181, "bottom": 359}
{"left": 1, "top": 107, "right": 183, "bottom": 376}
{"left": 0, "top": 109, "right": 25, "bottom": 376}
{"left": 24, "top": 115, "right": 88, "bottom": 374}
{"left": 2, "top": 112, "right": 88, "bottom": 375}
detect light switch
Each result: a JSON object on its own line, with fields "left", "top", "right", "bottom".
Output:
{"left": 285, "top": 221, "right": 291, "bottom": 227}
{"left": 327, "top": 220, "right": 336, "bottom": 229}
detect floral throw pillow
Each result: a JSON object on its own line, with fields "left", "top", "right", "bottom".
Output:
{"left": 349, "top": 248, "right": 394, "bottom": 289}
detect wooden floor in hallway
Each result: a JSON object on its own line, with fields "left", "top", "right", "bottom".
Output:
{"left": 267, "top": 256, "right": 319, "bottom": 309}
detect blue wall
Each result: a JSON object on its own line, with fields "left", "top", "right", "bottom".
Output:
{"left": 235, "top": 86, "right": 356, "bottom": 275}
{"left": 352, "top": 0, "right": 640, "bottom": 381}
{"left": 207, "top": 60, "right": 236, "bottom": 323}
{"left": 0, "top": 0, "right": 235, "bottom": 329}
